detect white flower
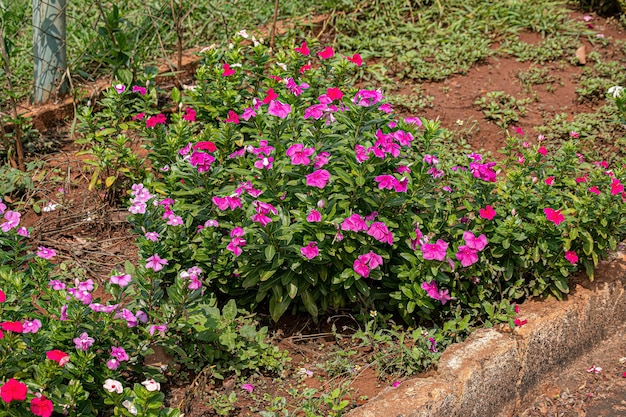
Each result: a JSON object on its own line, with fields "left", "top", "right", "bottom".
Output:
{"left": 103, "top": 378, "right": 123, "bottom": 394}
{"left": 276, "top": 62, "right": 288, "bottom": 71}
{"left": 122, "top": 400, "right": 138, "bottom": 415}
{"left": 42, "top": 202, "right": 59, "bottom": 212}
{"left": 141, "top": 379, "right": 161, "bottom": 392}
{"left": 608, "top": 86, "right": 624, "bottom": 98}
{"left": 236, "top": 29, "right": 249, "bottom": 39}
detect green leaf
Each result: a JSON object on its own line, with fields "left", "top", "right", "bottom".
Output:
{"left": 222, "top": 299, "right": 237, "bottom": 321}
{"left": 269, "top": 294, "right": 291, "bottom": 322}
{"left": 171, "top": 86, "right": 181, "bottom": 104}
{"left": 265, "top": 245, "right": 275, "bottom": 262}
{"left": 300, "top": 290, "right": 318, "bottom": 317}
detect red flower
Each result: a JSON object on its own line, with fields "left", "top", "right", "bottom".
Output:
{"left": 30, "top": 395, "right": 54, "bottom": 417}
{"left": 224, "top": 110, "right": 240, "bottom": 124}
{"left": 0, "top": 378, "right": 27, "bottom": 403}
{"left": 0, "top": 321, "right": 23, "bottom": 333}
{"left": 222, "top": 63, "right": 235, "bottom": 77}
{"left": 317, "top": 46, "right": 334, "bottom": 60}
{"left": 46, "top": 350, "right": 70, "bottom": 366}
{"left": 299, "top": 64, "right": 312, "bottom": 74}
{"left": 537, "top": 146, "right": 547, "bottom": 156}
{"left": 544, "top": 176, "right": 554, "bottom": 186}
{"left": 294, "top": 41, "right": 310, "bottom": 56}
{"left": 478, "top": 205, "right": 496, "bottom": 220}
{"left": 514, "top": 318, "right": 528, "bottom": 327}
{"left": 543, "top": 207, "right": 565, "bottom": 226}
{"left": 0, "top": 289, "right": 5, "bottom": 302}
{"left": 262, "top": 88, "right": 278, "bottom": 104}
{"left": 146, "top": 113, "right": 166, "bottom": 128}
{"left": 182, "top": 107, "right": 196, "bottom": 122}
{"left": 345, "top": 53, "right": 363, "bottom": 66}
{"left": 193, "top": 141, "right": 217, "bottom": 152}
{"left": 326, "top": 87, "right": 343, "bottom": 101}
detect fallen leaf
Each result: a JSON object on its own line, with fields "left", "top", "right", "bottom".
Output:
{"left": 576, "top": 45, "right": 586, "bottom": 65}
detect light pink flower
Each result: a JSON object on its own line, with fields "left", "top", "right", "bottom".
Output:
{"left": 268, "top": 100, "right": 291, "bottom": 118}
{"left": 455, "top": 245, "right": 479, "bottom": 267}
{"left": 462, "top": 231, "right": 488, "bottom": 251}
{"left": 306, "top": 209, "right": 322, "bottom": 222}
{"left": 110, "top": 274, "right": 132, "bottom": 287}
{"left": 145, "top": 254, "right": 168, "bottom": 271}
{"left": 421, "top": 240, "right": 448, "bottom": 261}
{"left": 367, "top": 222, "right": 393, "bottom": 245}
{"left": 300, "top": 242, "right": 319, "bottom": 259}
{"left": 306, "top": 170, "right": 331, "bottom": 189}
{"left": 36, "top": 246, "right": 56, "bottom": 259}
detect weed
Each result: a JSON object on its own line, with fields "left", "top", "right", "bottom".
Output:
{"left": 385, "top": 84, "right": 434, "bottom": 113}
{"left": 475, "top": 91, "right": 531, "bottom": 130}
{"left": 518, "top": 66, "right": 559, "bottom": 93}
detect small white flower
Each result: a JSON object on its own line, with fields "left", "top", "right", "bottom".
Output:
{"left": 42, "top": 202, "right": 59, "bottom": 212}
{"left": 276, "top": 62, "right": 288, "bottom": 71}
{"left": 231, "top": 63, "right": 242, "bottom": 68}
{"left": 103, "top": 378, "right": 123, "bottom": 394}
{"left": 608, "top": 86, "right": 624, "bottom": 98}
{"left": 236, "top": 29, "right": 249, "bottom": 39}
{"left": 587, "top": 365, "right": 602, "bottom": 374}
{"left": 122, "top": 400, "right": 138, "bottom": 415}
{"left": 141, "top": 379, "right": 161, "bottom": 392}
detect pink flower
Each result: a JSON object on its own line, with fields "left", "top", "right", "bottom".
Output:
{"left": 570, "top": 131, "right": 579, "bottom": 139}
{"left": 588, "top": 186, "right": 600, "bottom": 195}
{"left": 241, "top": 383, "right": 254, "bottom": 393}
{"left": 611, "top": 178, "right": 624, "bottom": 196}
{"left": 145, "top": 231, "right": 159, "bottom": 242}
{"left": 300, "top": 242, "right": 319, "bottom": 259}
{"left": 286, "top": 143, "right": 315, "bottom": 165}
{"left": 353, "top": 89, "right": 383, "bottom": 107}
{"left": 345, "top": 53, "right": 363, "bottom": 66}
{"left": 73, "top": 332, "right": 95, "bottom": 351}
{"left": 455, "top": 245, "right": 479, "bottom": 267}
{"left": 479, "top": 205, "right": 497, "bottom": 220}
{"left": 314, "top": 152, "right": 330, "bottom": 168}
{"left": 231, "top": 227, "right": 245, "bottom": 238}
{"left": 30, "top": 394, "right": 54, "bottom": 417}
{"left": 355, "top": 145, "right": 369, "bottom": 163}
{"left": 111, "top": 346, "right": 129, "bottom": 361}
{"left": 226, "top": 237, "right": 246, "bottom": 256}
{"left": 1, "top": 321, "right": 23, "bottom": 333}
{"left": 545, "top": 176, "right": 555, "bottom": 185}
{"left": 0, "top": 289, "right": 4, "bottom": 303}
{"left": 421, "top": 240, "right": 448, "bottom": 261}
{"left": 114, "top": 84, "right": 125, "bottom": 94}
{"left": 587, "top": 365, "right": 602, "bottom": 374}
{"left": 353, "top": 258, "right": 370, "bottom": 277}
{"left": 110, "top": 274, "right": 132, "bottom": 287}
{"left": 106, "top": 358, "right": 120, "bottom": 370}
{"left": 565, "top": 250, "right": 578, "bottom": 264}
{"left": 317, "top": 46, "right": 334, "bottom": 59}
{"left": 306, "top": 209, "right": 322, "bottom": 222}
{"left": 268, "top": 100, "right": 292, "bottom": 118}
{"left": 341, "top": 213, "right": 368, "bottom": 232}
{"left": 391, "top": 381, "right": 401, "bottom": 388}
{"left": 146, "top": 254, "right": 168, "bottom": 271}
{"left": 306, "top": 169, "right": 331, "bottom": 189}
{"left": 514, "top": 318, "right": 528, "bottom": 327}
{"left": 367, "top": 222, "right": 393, "bottom": 245}
{"left": 544, "top": 207, "right": 565, "bottom": 226}
{"left": 222, "top": 63, "right": 235, "bottom": 76}
{"left": 1, "top": 210, "right": 20, "bottom": 232}
{"left": 295, "top": 41, "right": 310, "bottom": 56}
{"left": 22, "top": 319, "right": 42, "bottom": 333}
{"left": 463, "top": 231, "right": 488, "bottom": 251}
{"left": 46, "top": 349, "right": 70, "bottom": 366}
{"left": 36, "top": 246, "right": 56, "bottom": 259}
{"left": 212, "top": 196, "right": 242, "bottom": 211}
{"left": 538, "top": 146, "right": 547, "bottom": 156}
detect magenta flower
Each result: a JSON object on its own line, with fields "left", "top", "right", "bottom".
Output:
{"left": 354, "top": 145, "right": 369, "bottom": 163}
{"left": 114, "top": 84, "right": 125, "bottom": 94}
{"left": 611, "top": 178, "right": 624, "bottom": 196}
{"left": 300, "top": 242, "right": 319, "bottom": 259}
{"left": 149, "top": 324, "right": 167, "bottom": 336}
{"left": 110, "top": 274, "right": 132, "bottom": 287}
{"left": 543, "top": 208, "right": 565, "bottom": 226}
{"left": 345, "top": 53, "right": 362, "bottom": 66}
{"left": 1, "top": 210, "right": 20, "bottom": 232}
{"left": 73, "top": 332, "right": 95, "bottom": 351}
{"left": 588, "top": 186, "right": 600, "bottom": 195}
{"left": 545, "top": 176, "right": 555, "bottom": 185}
{"left": 251, "top": 213, "right": 273, "bottom": 226}
{"left": 212, "top": 196, "right": 242, "bottom": 211}
{"left": 353, "top": 89, "right": 383, "bottom": 107}
{"left": 463, "top": 231, "right": 488, "bottom": 251}
{"left": 36, "top": 246, "right": 56, "bottom": 259}
{"left": 146, "top": 113, "right": 167, "bottom": 128}
{"left": 479, "top": 205, "right": 496, "bottom": 220}
{"left": 295, "top": 41, "right": 310, "bottom": 56}
{"left": 145, "top": 254, "right": 168, "bottom": 271}
{"left": 224, "top": 110, "right": 240, "bottom": 124}
{"left": 106, "top": 358, "right": 120, "bottom": 370}
{"left": 421, "top": 281, "right": 451, "bottom": 304}
{"left": 190, "top": 151, "right": 215, "bottom": 172}
{"left": 231, "top": 227, "right": 245, "bottom": 237}
{"left": 421, "top": 240, "right": 448, "bottom": 261}
{"left": 367, "top": 222, "right": 393, "bottom": 245}
{"left": 183, "top": 107, "right": 196, "bottom": 122}
{"left": 268, "top": 100, "right": 292, "bottom": 118}
{"left": 286, "top": 144, "right": 315, "bottom": 165}
{"left": 132, "top": 85, "right": 146, "bottom": 96}
{"left": 111, "top": 346, "right": 129, "bottom": 361}
{"left": 469, "top": 161, "right": 497, "bottom": 182}
{"left": 241, "top": 383, "right": 254, "bottom": 393}
{"left": 306, "top": 169, "right": 331, "bottom": 189}
{"left": 314, "top": 152, "right": 330, "bottom": 168}
{"left": 353, "top": 258, "right": 370, "bottom": 278}
{"left": 226, "top": 237, "right": 246, "bottom": 256}
{"left": 341, "top": 213, "right": 368, "bottom": 232}
{"left": 374, "top": 175, "right": 398, "bottom": 190}
{"left": 306, "top": 209, "right": 322, "bottom": 222}
{"left": 455, "top": 245, "right": 479, "bottom": 267}
{"left": 565, "top": 250, "right": 578, "bottom": 264}
{"left": 538, "top": 146, "right": 547, "bottom": 156}
{"left": 145, "top": 231, "right": 159, "bottom": 242}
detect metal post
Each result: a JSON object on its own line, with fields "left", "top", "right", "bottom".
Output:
{"left": 33, "top": 0, "right": 68, "bottom": 104}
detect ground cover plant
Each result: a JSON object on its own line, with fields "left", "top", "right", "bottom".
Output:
{"left": 2, "top": 1, "right": 626, "bottom": 416}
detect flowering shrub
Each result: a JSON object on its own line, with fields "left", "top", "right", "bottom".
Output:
{"left": 122, "top": 38, "right": 626, "bottom": 325}
{"left": 0, "top": 202, "right": 284, "bottom": 416}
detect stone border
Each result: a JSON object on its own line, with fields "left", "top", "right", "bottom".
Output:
{"left": 347, "top": 256, "right": 626, "bottom": 417}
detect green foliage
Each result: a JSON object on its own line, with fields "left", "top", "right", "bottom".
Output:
{"left": 474, "top": 91, "right": 531, "bottom": 130}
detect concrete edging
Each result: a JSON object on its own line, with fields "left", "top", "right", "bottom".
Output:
{"left": 347, "top": 256, "right": 626, "bottom": 417}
